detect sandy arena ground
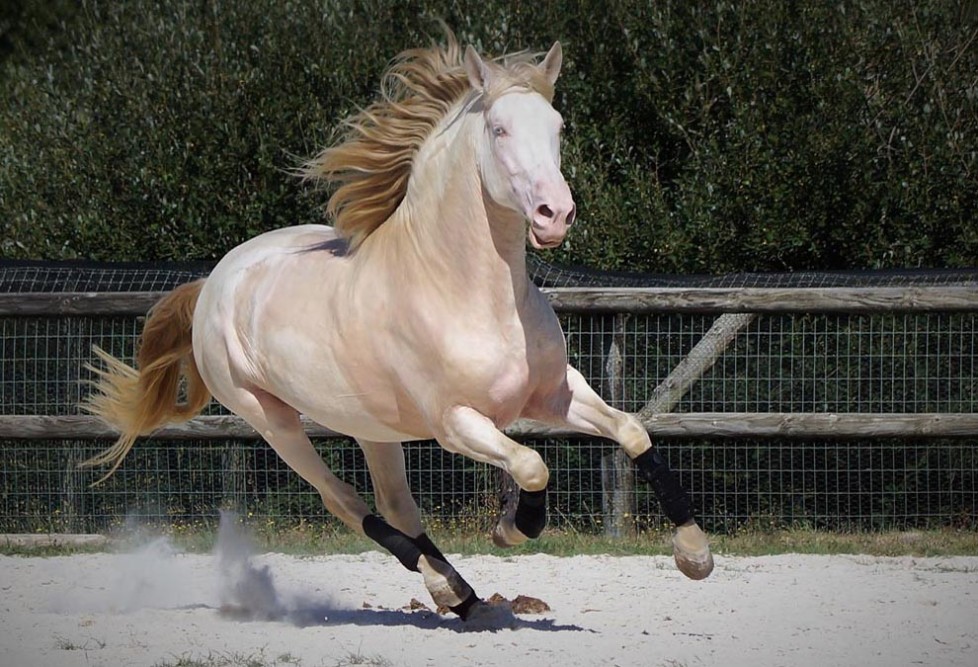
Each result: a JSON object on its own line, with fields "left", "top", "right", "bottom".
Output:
{"left": 1, "top": 525, "right": 976, "bottom": 667}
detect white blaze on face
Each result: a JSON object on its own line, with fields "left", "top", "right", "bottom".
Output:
{"left": 464, "top": 42, "right": 576, "bottom": 249}
{"left": 483, "top": 93, "right": 576, "bottom": 249}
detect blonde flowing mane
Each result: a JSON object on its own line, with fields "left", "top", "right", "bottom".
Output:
{"left": 302, "top": 30, "right": 556, "bottom": 251}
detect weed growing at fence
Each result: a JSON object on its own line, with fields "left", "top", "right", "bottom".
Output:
{"left": 5, "top": 526, "right": 976, "bottom": 558}
{"left": 150, "top": 650, "right": 303, "bottom": 667}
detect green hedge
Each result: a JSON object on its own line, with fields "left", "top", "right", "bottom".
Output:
{"left": 2, "top": 1, "right": 976, "bottom": 271}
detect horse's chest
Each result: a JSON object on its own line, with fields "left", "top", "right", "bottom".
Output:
{"left": 485, "top": 356, "right": 531, "bottom": 404}
{"left": 447, "top": 318, "right": 565, "bottom": 424}
{"left": 464, "top": 354, "right": 532, "bottom": 426}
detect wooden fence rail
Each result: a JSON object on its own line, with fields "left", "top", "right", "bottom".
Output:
{"left": 3, "top": 412, "right": 978, "bottom": 441}
{"left": 2, "top": 284, "right": 978, "bottom": 316}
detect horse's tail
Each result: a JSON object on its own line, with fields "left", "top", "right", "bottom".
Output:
{"left": 80, "top": 279, "right": 211, "bottom": 484}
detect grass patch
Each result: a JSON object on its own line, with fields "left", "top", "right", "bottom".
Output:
{"left": 0, "top": 533, "right": 109, "bottom": 557}
{"left": 332, "top": 650, "right": 392, "bottom": 667}
{"left": 238, "top": 524, "right": 978, "bottom": 558}
{"left": 149, "top": 524, "right": 978, "bottom": 559}
{"left": 709, "top": 528, "right": 978, "bottom": 557}
{"left": 0, "top": 542, "right": 109, "bottom": 557}
{"left": 54, "top": 634, "right": 106, "bottom": 651}
{"left": 153, "top": 650, "right": 302, "bottom": 667}
{"left": 4, "top": 525, "right": 977, "bottom": 558}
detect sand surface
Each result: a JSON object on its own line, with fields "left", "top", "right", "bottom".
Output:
{"left": 1, "top": 525, "right": 976, "bottom": 667}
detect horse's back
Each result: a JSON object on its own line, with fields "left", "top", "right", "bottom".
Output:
{"left": 213, "top": 224, "right": 344, "bottom": 271}
{"left": 200, "top": 224, "right": 341, "bottom": 303}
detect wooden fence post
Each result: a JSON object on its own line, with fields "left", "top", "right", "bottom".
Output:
{"left": 637, "top": 313, "right": 757, "bottom": 421}
{"left": 62, "top": 441, "right": 84, "bottom": 533}
{"left": 601, "top": 313, "right": 634, "bottom": 537}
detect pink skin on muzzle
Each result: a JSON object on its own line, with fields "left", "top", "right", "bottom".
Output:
{"left": 527, "top": 181, "right": 576, "bottom": 249}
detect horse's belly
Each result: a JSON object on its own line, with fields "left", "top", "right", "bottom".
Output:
{"left": 301, "top": 402, "right": 421, "bottom": 443}
{"left": 256, "top": 325, "right": 429, "bottom": 442}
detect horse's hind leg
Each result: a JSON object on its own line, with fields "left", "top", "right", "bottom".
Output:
{"left": 225, "top": 391, "right": 483, "bottom": 619}
{"left": 357, "top": 440, "right": 482, "bottom": 618}
{"left": 358, "top": 440, "right": 423, "bottom": 537}
{"left": 528, "top": 366, "right": 714, "bottom": 580}
{"left": 223, "top": 388, "right": 373, "bottom": 531}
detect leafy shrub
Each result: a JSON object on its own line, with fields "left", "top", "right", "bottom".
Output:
{"left": 1, "top": 1, "right": 976, "bottom": 271}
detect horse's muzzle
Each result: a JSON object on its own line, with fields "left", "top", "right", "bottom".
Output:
{"left": 528, "top": 201, "right": 575, "bottom": 249}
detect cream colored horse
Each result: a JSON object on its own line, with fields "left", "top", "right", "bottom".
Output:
{"left": 83, "top": 33, "right": 713, "bottom": 620}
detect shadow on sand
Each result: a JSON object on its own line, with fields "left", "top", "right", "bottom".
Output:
{"left": 212, "top": 600, "right": 593, "bottom": 634}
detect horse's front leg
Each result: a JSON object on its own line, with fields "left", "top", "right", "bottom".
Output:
{"left": 527, "top": 366, "right": 714, "bottom": 580}
{"left": 437, "top": 406, "right": 550, "bottom": 548}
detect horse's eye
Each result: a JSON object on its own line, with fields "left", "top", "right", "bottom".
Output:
{"left": 492, "top": 125, "right": 507, "bottom": 138}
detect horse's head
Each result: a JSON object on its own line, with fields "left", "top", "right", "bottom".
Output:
{"left": 464, "top": 43, "right": 576, "bottom": 250}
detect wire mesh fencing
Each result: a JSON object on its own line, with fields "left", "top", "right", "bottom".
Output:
{"left": 2, "top": 437, "right": 974, "bottom": 535}
{"left": 562, "top": 311, "right": 978, "bottom": 414}
{"left": 1, "top": 261, "right": 977, "bottom": 535}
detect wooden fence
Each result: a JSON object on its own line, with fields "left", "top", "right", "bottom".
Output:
{"left": 2, "top": 285, "right": 978, "bottom": 439}
{"left": 1, "top": 283, "right": 977, "bottom": 534}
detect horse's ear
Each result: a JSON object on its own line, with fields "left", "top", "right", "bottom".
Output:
{"left": 540, "top": 41, "right": 562, "bottom": 86}
{"left": 464, "top": 45, "right": 492, "bottom": 92}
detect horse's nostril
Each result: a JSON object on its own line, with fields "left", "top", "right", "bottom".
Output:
{"left": 566, "top": 206, "right": 576, "bottom": 227}
{"left": 537, "top": 204, "right": 554, "bottom": 220}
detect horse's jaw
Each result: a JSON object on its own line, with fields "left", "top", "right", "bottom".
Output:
{"left": 480, "top": 195, "right": 534, "bottom": 259}
{"left": 527, "top": 226, "right": 565, "bottom": 250}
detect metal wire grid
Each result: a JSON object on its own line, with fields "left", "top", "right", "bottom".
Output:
{"left": 679, "top": 439, "right": 976, "bottom": 531}
{"left": 1, "top": 311, "right": 976, "bottom": 533}
{"left": 1, "top": 316, "right": 140, "bottom": 415}
{"left": 0, "top": 438, "right": 493, "bottom": 533}
{"left": 562, "top": 312, "right": 978, "bottom": 414}
{"left": 1, "top": 437, "right": 973, "bottom": 533}
{"left": 7, "top": 261, "right": 977, "bottom": 294}
{"left": 0, "top": 264, "right": 210, "bottom": 293}
{"left": 0, "top": 315, "right": 234, "bottom": 417}
{"left": 526, "top": 255, "right": 978, "bottom": 288}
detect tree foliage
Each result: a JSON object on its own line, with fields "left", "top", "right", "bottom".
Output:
{"left": 2, "top": 1, "right": 976, "bottom": 271}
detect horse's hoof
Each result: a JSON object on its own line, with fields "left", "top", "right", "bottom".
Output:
{"left": 672, "top": 521, "right": 714, "bottom": 580}
{"left": 491, "top": 518, "right": 528, "bottom": 548}
{"left": 418, "top": 555, "right": 474, "bottom": 609}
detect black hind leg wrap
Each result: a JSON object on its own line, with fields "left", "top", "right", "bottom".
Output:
{"left": 412, "top": 532, "right": 448, "bottom": 565}
{"left": 362, "top": 515, "right": 452, "bottom": 572}
{"left": 633, "top": 449, "right": 694, "bottom": 526}
{"left": 514, "top": 488, "right": 548, "bottom": 539}
{"left": 362, "top": 515, "right": 424, "bottom": 571}
{"left": 362, "top": 515, "right": 480, "bottom": 619}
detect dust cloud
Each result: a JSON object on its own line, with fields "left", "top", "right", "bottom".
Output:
{"left": 52, "top": 512, "right": 337, "bottom": 625}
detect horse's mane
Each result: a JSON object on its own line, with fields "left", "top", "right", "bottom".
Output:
{"left": 302, "top": 29, "right": 556, "bottom": 251}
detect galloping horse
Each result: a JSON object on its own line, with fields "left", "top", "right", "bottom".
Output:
{"left": 83, "top": 32, "right": 713, "bottom": 620}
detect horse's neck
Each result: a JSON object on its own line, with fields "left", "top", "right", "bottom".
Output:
{"left": 362, "top": 119, "right": 531, "bottom": 309}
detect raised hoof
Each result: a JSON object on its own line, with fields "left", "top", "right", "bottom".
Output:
{"left": 672, "top": 521, "right": 714, "bottom": 580}
{"left": 491, "top": 518, "right": 529, "bottom": 548}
